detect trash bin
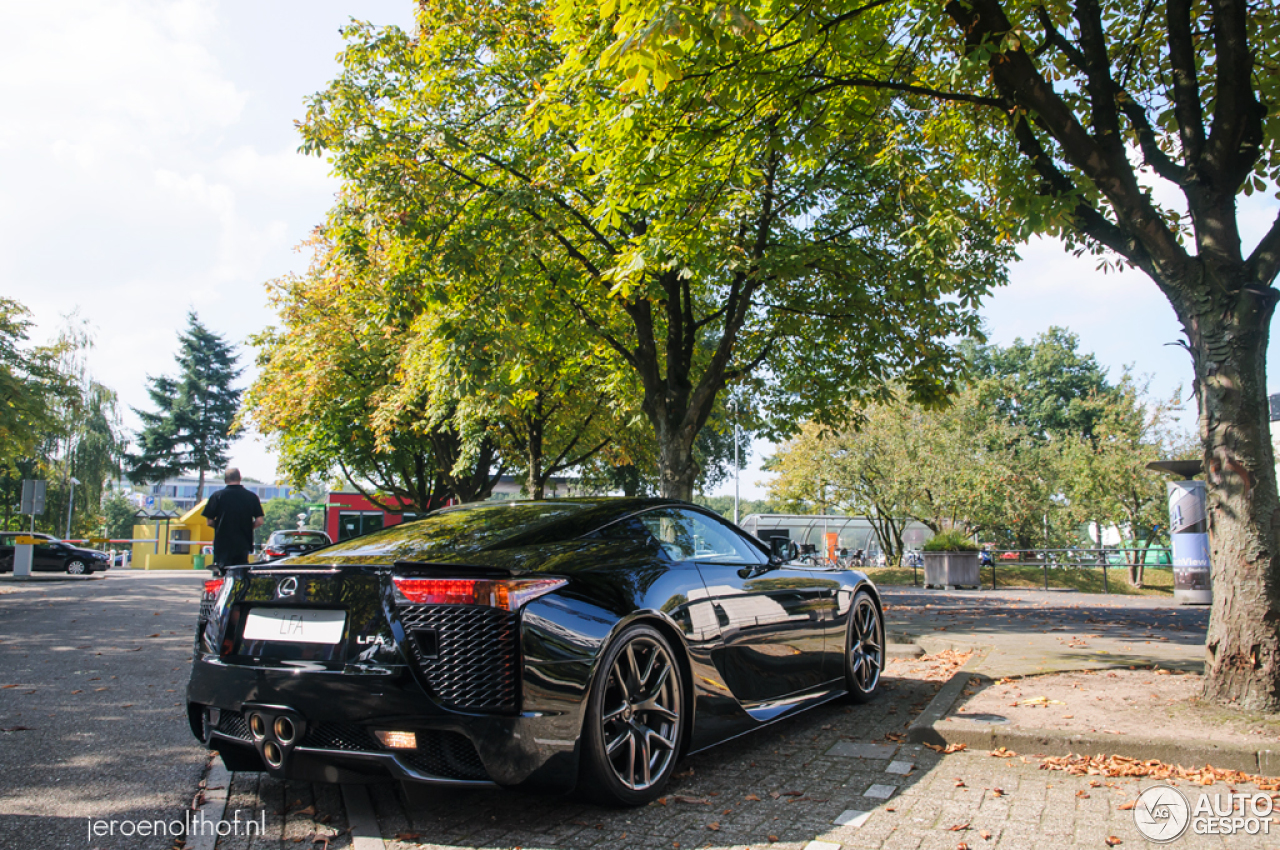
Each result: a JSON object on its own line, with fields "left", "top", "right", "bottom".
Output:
{"left": 192, "top": 553, "right": 205, "bottom": 571}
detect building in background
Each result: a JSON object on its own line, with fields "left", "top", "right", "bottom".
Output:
{"left": 125, "top": 476, "right": 298, "bottom": 510}
{"left": 323, "top": 475, "right": 588, "bottom": 542}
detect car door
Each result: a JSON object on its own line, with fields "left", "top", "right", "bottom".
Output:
{"left": 634, "top": 508, "right": 833, "bottom": 704}
{"left": 33, "top": 537, "right": 65, "bottom": 571}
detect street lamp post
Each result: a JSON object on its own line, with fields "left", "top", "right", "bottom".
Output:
{"left": 733, "top": 402, "right": 740, "bottom": 525}
{"left": 64, "top": 477, "right": 81, "bottom": 539}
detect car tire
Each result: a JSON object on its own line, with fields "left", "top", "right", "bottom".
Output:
{"left": 580, "top": 624, "right": 685, "bottom": 806}
{"left": 843, "top": 590, "right": 884, "bottom": 703}
{"left": 65, "top": 559, "right": 90, "bottom": 576}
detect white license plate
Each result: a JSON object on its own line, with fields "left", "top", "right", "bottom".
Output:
{"left": 243, "top": 608, "right": 346, "bottom": 644}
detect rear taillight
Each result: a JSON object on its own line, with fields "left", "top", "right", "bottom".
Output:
{"left": 393, "top": 578, "right": 566, "bottom": 611}
{"left": 264, "top": 548, "right": 283, "bottom": 558}
{"left": 202, "top": 578, "right": 224, "bottom": 600}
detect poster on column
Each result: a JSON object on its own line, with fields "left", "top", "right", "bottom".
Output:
{"left": 1168, "top": 480, "right": 1211, "bottom": 605}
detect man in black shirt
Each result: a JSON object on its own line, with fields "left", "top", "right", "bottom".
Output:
{"left": 202, "top": 468, "right": 265, "bottom": 573}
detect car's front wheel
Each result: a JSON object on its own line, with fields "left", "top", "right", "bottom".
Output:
{"left": 580, "top": 624, "right": 684, "bottom": 806}
{"left": 66, "top": 559, "right": 91, "bottom": 576}
{"left": 844, "top": 590, "right": 883, "bottom": 702}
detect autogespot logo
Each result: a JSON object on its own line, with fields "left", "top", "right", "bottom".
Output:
{"left": 1134, "top": 784, "right": 1191, "bottom": 843}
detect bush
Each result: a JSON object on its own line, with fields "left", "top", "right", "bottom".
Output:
{"left": 922, "top": 529, "right": 980, "bottom": 552}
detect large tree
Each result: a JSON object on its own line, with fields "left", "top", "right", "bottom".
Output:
{"left": 41, "top": 319, "right": 125, "bottom": 538}
{"left": 298, "top": 2, "right": 1013, "bottom": 500}
{"left": 244, "top": 235, "right": 505, "bottom": 510}
{"left": 569, "top": 0, "right": 1280, "bottom": 709}
{"left": 0, "top": 299, "right": 68, "bottom": 475}
{"left": 1057, "top": 376, "right": 1195, "bottom": 584}
{"left": 128, "top": 312, "right": 242, "bottom": 502}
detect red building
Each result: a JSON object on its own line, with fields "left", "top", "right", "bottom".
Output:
{"left": 324, "top": 492, "right": 428, "bottom": 542}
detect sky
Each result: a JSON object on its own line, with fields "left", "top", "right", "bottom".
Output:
{"left": 5, "top": 0, "right": 1278, "bottom": 500}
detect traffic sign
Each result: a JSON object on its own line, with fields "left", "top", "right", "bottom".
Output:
{"left": 20, "top": 480, "right": 46, "bottom": 515}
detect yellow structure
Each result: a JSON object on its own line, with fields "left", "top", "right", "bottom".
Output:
{"left": 132, "top": 501, "right": 216, "bottom": 570}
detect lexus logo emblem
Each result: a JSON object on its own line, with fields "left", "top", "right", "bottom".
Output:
{"left": 277, "top": 577, "right": 298, "bottom": 598}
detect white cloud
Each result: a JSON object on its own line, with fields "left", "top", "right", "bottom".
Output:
{"left": 0, "top": 0, "right": 416, "bottom": 480}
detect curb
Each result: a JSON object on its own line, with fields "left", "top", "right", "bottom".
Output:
{"left": 0, "top": 573, "right": 105, "bottom": 582}
{"left": 186, "top": 759, "right": 232, "bottom": 850}
{"left": 906, "top": 649, "right": 1280, "bottom": 776}
{"left": 905, "top": 646, "right": 989, "bottom": 748}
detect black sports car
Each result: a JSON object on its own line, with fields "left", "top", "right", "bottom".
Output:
{"left": 186, "top": 498, "right": 884, "bottom": 805}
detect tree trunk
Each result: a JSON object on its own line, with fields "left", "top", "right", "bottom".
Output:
{"left": 196, "top": 468, "right": 206, "bottom": 503}
{"left": 1192, "top": 294, "right": 1280, "bottom": 710}
{"left": 656, "top": 427, "right": 698, "bottom": 501}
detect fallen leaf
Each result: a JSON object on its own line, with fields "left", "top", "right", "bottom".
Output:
{"left": 947, "top": 822, "right": 970, "bottom": 831}
{"left": 992, "top": 788, "right": 1005, "bottom": 797}
{"left": 954, "top": 779, "right": 967, "bottom": 787}
{"left": 673, "top": 795, "right": 710, "bottom": 805}
{"left": 1105, "top": 838, "right": 1122, "bottom": 847}
{"left": 767, "top": 836, "right": 778, "bottom": 843}
{"left": 744, "top": 793, "right": 761, "bottom": 802}
{"left": 979, "top": 830, "right": 992, "bottom": 840}
{"left": 707, "top": 822, "right": 720, "bottom": 831}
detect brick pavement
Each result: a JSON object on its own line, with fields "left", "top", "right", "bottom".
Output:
{"left": 205, "top": 656, "right": 1280, "bottom": 849}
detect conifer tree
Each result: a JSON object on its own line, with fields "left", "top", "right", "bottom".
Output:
{"left": 128, "top": 313, "right": 243, "bottom": 502}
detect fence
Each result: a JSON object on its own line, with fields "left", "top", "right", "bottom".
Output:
{"left": 984, "top": 547, "right": 1172, "bottom": 593}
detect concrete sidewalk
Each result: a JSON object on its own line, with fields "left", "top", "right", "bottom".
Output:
{"left": 875, "top": 586, "right": 1280, "bottom": 777}
{"left": 882, "top": 585, "right": 1208, "bottom": 676}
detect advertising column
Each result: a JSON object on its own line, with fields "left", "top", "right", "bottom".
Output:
{"left": 1168, "top": 480, "right": 1212, "bottom": 605}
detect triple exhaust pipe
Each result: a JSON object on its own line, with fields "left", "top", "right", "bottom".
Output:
{"left": 247, "top": 708, "right": 304, "bottom": 771}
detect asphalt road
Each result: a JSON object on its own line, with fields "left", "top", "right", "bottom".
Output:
{"left": 0, "top": 570, "right": 210, "bottom": 850}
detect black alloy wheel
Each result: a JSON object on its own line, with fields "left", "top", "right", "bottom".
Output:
{"left": 66, "top": 559, "right": 89, "bottom": 576}
{"left": 581, "top": 624, "right": 684, "bottom": 806}
{"left": 844, "top": 590, "right": 883, "bottom": 702}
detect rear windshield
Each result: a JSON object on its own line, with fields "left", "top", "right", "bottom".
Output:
{"left": 272, "top": 532, "right": 329, "bottom": 545}
{"left": 287, "top": 501, "right": 597, "bottom": 565}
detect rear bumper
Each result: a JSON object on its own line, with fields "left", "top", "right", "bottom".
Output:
{"left": 187, "top": 655, "right": 586, "bottom": 792}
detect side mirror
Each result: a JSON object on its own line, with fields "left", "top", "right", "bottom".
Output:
{"left": 770, "top": 537, "right": 798, "bottom": 563}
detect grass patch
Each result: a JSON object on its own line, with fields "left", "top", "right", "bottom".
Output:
{"left": 865, "top": 564, "right": 1174, "bottom": 596}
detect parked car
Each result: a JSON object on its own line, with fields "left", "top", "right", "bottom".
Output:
{"left": 188, "top": 498, "right": 884, "bottom": 805}
{"left": 0, "top": 532, "right": 110, "bottom": 575}
{"left": 260, "top": 530, "right": 332, "bottom": 561}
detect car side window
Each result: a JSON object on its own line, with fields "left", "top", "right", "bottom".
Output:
{"left": 636, "top": 509, "right": 767, "bottom": 565}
